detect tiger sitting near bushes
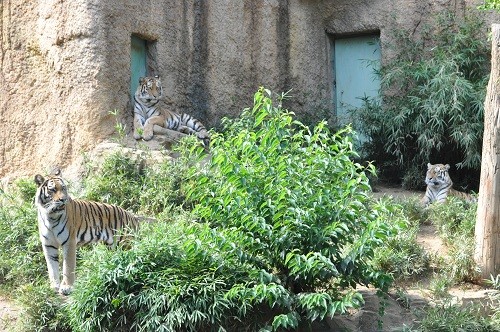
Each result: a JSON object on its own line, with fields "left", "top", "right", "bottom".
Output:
{"left": 34, "top": 169, "right": 144, "bottom": 295}
{"left": 421, "top": 163, "right": 476, "bottom": 206}
{"left": 133, "top": 75, "right": 210, "bottom": 148}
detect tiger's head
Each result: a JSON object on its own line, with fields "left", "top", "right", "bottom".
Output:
{"left": 34, "top": 169, "right": 69, "bottom": 214}
{"left": 135, "top": 76, "right": 163, "bottom": 104}
{"left": 425, "top": 163, "right": 452, "bottom": 188}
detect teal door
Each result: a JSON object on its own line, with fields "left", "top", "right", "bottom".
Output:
{"left": 332, "top": 35, "right": 381, "bottom": 126}
{"left": 130, "top": 35, "right": 147, "bottom": 101}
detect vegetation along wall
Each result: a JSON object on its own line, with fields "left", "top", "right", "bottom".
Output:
{"left": 1, "top": 0, "right": 498, "bottom": 179}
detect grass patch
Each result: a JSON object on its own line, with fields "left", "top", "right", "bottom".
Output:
{"left": 410, "top": 301, "right": 498, "bottom": 332}
{"left": 428, "top": 197, "right": 480, "bottom": 283}
{"left": 370, "top": 197, "right": 429, "bottom": 280}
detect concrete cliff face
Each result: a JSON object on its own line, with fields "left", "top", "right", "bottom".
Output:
{"left": 0, "top": 0, "right": 496, "bottom": 179}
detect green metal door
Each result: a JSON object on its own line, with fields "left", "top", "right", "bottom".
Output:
{"left": 130, "top": 35, "right": 147, "bottom": 101}
{"left": 332, "top": 35, "right": 381, "bottom": 126}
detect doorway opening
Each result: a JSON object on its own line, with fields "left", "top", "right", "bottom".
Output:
{"left": 330, "top": 34, "right": 381, "bottom": 127}
{"left": 130, "top": 35, "right": 158, "bottom": 101}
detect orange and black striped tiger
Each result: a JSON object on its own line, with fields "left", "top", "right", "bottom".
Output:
{"left": 133, "top": 75, "right": 210, "bottom": 148}
{"left": 34, "top": 169, "right": 140, "bottom": 295}
{"left": 421, "top": 163, "right": 476, "bottom": 206}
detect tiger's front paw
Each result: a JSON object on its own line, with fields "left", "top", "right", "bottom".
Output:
{"left": 59, "top": 284, "right": 73, "bottom": 296}
{"left": 143, "top": 132, "right": 154, "bottom": 141}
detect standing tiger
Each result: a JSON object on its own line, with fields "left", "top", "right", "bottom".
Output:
{"left": 421, "top": 163, "right": 476, "bottom": 206}
{"left": 34, "top": 169, "right": 141, "bottom": 295}
{"left": 133, "top": 75, "right": 210, "bottom": 148}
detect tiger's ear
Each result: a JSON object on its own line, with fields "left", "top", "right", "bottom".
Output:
{"left": 427, "top": 163, "right": 432, "bottom": 169}
{"left": 445, "top": 164, "right": 450, "bottom": 170}
{"left": 50, "top": 167, "right": 61, "bottom": 177}
{"left": 139, "top": 77, "right": 146, "bottom": 84}
{"left": 34, "top": 174, "right": 45, "bottom": 187}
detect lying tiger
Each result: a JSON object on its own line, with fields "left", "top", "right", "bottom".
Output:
{"left": 35, "top": 169, "right": 142, "bottom": 295}
{"left": 421, "top": 163, "right": 476, "bottom": 206}
{"left": 133, "top": 75, "right": 210, "bottom": 148}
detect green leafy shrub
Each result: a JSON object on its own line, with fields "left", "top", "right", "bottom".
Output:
{"left": 186, "top": 88, "right": 396, "bottom": 329}
{"left": 66, "top": 216, "right": 259, "bottom": 332}
{"left": 445, "top": 234, "right": 479, "bottom": 283}
{"left": 12, "top": 178, "right": 37, "bottom": 203}
{"left": 354, "top": 11, "right": 489, "bottom": 188}
{"left": 397, "top": 196, "right": 430, "bottom": 225}
{"left": 140, "top": 149, "right": 195, "bottom": 213}
{"left": 83, "top": 153, "right": 144, "bottom": 212}
{"left": 478, "top": 0, "right": 500, "bottom": 10}
{"left": 490, "top": 290, "right": 500, "bottom": 328}
{"left": 0, "top": 179, "right": 45, "bottom": 288}
{"left": 488, "top": 274, "right": 500, "bottom": 290}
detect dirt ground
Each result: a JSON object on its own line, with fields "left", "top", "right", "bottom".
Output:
{"left": 0, "top": 295, "right": 20, "bottom": 331}
{"left": 325, "top": 185, "right": 495, "bottom": 331}
{"left": 0, "top": 185, "right": 495, "bottom": 332}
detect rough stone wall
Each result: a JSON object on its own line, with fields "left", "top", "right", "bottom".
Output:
{"left": 1, "top": 0, "right": 498, "bottom": 180}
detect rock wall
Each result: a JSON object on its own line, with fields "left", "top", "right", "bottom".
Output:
{"left": 1, "top": 0, "right": 114, "bottom": 180}
{"left": 0, "top": 0, "right": 497, "bottom": 180}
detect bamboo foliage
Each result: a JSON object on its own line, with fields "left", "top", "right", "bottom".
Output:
{"left": 353, "top": 11, "right": 489, "bottom": 187}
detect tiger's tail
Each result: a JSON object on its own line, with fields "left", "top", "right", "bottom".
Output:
{"left": 166, "top": 111, "right": 211, "bottom": 148}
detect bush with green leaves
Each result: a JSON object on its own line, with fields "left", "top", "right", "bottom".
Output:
{"left": 66, "top": 217, "right": 260, "bottom": 332}
{"left": 428, "top": 196, "right": 477, "bottom": 243}
{"left": 478, "top": 0, "right": 500, "bottom": 10}
{"left": 397, "top": 196, "right": 430, "bottom": 226}
{"left": 83, "top": 152, "right": 144, "bottom": 211}
{"left": 185, "top": 88, "right": 396, "bottom": 329}
{"left": 0, "top": 179, "right": 45, "bottom": 288}
{"left": 353, "top": 10, "right": 489, "bottom": 188}
{"left": 490, "top": 289, "right": 500, "bottom": 328}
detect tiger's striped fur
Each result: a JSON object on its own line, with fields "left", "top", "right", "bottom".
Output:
{"left": 133, "top": 76, "right": 210, "bottom": 148}
{"left": 421, "top": 163, "right": 475, "bottom": 206}
{"left": 34, "top": 170, "right": 140, "bottom": 295}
